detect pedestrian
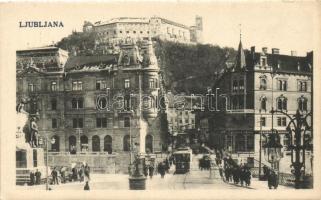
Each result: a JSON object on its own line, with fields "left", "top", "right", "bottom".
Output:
{"left": 267, "top": 169, "right": 278, "bottom": 189}
{"left": 144, "top": 165, "right": 149, "bottom": 177}
{"left": 84, "top": 164, "right": 90, "bottom": 182}
{"left": 158, "top": 162, "right": 166, "bottom": 178}
{"left": 84, "top": 181, "right": 90, "bottom": 190}
{"left": 218, "top": 164, "right": 224, "bottom": 181}
{"left": 35, "top": 169, "right": 41, "bottom": 185}
{"left": 149, "top": 164, "right": 154, "bottom": 179}
{"left": 60, "top": 168, "right": 66, "bottom": 184}
{"left": 29, "top": 170, "right": 35, "bottom": 186}
{"left": 51, "top": 167, "right": 59, "bottom": 185}
{"left": 72, "top": 167, "right": 78, "bottom": 182}
{"left": 244, "top": 167, "right": 252, "bottom": 187}
{"left": 79, "top": 165, "right": 84, "bottom": 182}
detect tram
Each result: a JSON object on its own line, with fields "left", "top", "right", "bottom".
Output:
{"left": 173, "top": 148, "right": 192, "bottom": 174}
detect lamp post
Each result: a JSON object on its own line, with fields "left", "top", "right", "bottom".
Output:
{"left": 272, "top": 109, "right": 312, "bottom": 189}
{"left": 40, "top": 136, "right": 55, "bottom": 191}
{"left": 258, "top": 109, "right": 263, "bottom": 180}
{"left": 263, "top": 129, "right": 283, "bottom": 170}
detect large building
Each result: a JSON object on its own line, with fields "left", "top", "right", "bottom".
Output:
{"left": 83, "top": 16, "right": 203, "bottom": 45}
{"left": 204, "top": 39, "right": 313, "bottom": 173}
{"left": 16, "top": 39, "right": 164, "bottom": 159}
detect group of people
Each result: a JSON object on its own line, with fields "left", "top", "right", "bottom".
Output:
{"left": 222, "top": 162, "right": 252, "bottom": 187}
{"left": 29, "top": 169, "right": 42, "bottom": 185}
{"left": 199, "top": 155, "right": 211, "bottom": 170}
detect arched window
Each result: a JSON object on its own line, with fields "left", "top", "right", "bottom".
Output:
{"left": 232, "top": 97, "right": 238, "bottom": 110}
{"left": 298, "top": 96, "right": 308, "bottom": 111}
{"left": 123, "top": 135, "right": 130, "bottom": 151}
{"left": 277, "top": 96, "right": 287, "bottom": 111}
{"left": 51, "top": 135, "right": 60, "bottom": 152}
{"left": 69, "top": 135, "right": 77, "bottom": 154}
{"left": 80, "top": 135, "right": 88, "bottom": 152}
{"left": 92, "top": 135, "right": 100, "bottom": 152}
{"left": 104, "top": 135, "right": 112, "bottom": 154}
{"left": 145, "top": 135, "right": 153, "bottom": 153}
{"left": 260, "top": 78, "right": 267, "bottom": 90}
{"left": 260, "top": 97, "right": 267, "bottom": 111}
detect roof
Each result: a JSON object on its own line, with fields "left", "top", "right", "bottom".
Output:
{"left": 242, "top": 50, "right": 312, "bottom": 74}
{"left": 17, "top": 46, "right": 59, "bottom": 53}
{"left": 153, "top": 17, "right": 190, "bottom": 30}
{"left": 94, "top": 17, "right": 150, "bottom": 26}
{"left": 65, "top": 54, "right": 118, "bottom": 70}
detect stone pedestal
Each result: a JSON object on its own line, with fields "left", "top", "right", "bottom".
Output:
{"left": 129, "top": 176, "right": 147, "bottom": 190}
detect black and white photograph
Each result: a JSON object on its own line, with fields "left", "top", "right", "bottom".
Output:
{"left": 0, "top": 1, "right": 320, "bottom": 199}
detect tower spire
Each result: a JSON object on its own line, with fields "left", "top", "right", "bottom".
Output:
{"left": 239, "top": 23, "right": 242, "bottom": 41}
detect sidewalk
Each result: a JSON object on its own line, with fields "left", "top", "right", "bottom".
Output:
{"left": 249, "top": 178, "right": 290, "bottom": 190}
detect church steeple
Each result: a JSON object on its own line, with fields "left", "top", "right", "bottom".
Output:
{"left": 235, "top": 24, "right": 246, "bottom": 70}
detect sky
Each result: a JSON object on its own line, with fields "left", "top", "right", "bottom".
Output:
{"left": 8, "top": 2, "right": 320, "bottom": 56}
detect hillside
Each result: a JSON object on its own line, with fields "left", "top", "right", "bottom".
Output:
{"left": 56, "top": 32, "right": 236, "bottom": 94}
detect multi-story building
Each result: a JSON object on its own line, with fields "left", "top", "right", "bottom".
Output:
{"left": 16, "top": 38, "right": 163, "bottom": 158}
{"left": 206, "top": 38, "right": 313, "bottom": 172}
{"left": 83, "top": 16, "right": 203, "bottom": 45}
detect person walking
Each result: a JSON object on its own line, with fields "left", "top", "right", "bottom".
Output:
{"left": 35, "top": 169, "right": 41, "bottom": 185}
{"left": 268, "top": 169, "right": 278, "bottom": 189}
{"left": 158, "top": 162, "right": 166, "bottom": 178}
{"left": 244, "top": 167, "right": 252, "bottom": 187}
{"left": 84, "top": 164, "right": 90, "bottom": 182}
{"left": 29, "top": 171, "right": 35, "bottom": 186}
{"left": 51, "top": 168, "right": 59, "bottom": 185}
{"left": 149, "top": 164, "right": 154, "bottom": 179}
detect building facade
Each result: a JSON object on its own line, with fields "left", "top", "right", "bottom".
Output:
{"left": 16, "top": 39, "right": 164, "bottom": 156}
{"left": 84, "top": 16, "right": 203, "bottom": 45}
{"left": 207, "top": 39, "right": 313, "bottom": 172}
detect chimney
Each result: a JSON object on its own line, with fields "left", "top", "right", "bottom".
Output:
{"left": 251, "top": 46, "right": 255, "bottom": 54}
{"left": 272, "top": 48, "right": 280, "bottom": 55}
{"left": 262, "top": 47, "right": 268, "bottom": 54}
{"left": 291, "top": 51, "right": 297, "bottom": 56}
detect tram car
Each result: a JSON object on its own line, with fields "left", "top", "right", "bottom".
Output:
{"left": 173, "top": 148, "right": 192, "bottom": 174}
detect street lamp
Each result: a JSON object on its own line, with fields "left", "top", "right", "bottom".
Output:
{"left": 262, "top": 129, "right": 283, "bottom": 170}
{"left": 272, "top": 109, "right": 312, "bottom": 189}
{"left": 39, "top": 136, "right": 55, "bottom": 190}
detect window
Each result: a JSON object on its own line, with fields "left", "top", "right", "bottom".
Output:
{"left": 71, "top": 98, "right": 83, "bottom": 109}
{"left": 51, "top": 81, "right": 57, "bottom": 91}
{"left": 96, "top": 117, "right": 107, "bottom": 128}
{"left": 120, "top": 31, "right": 122, "bottom": 33}
{"left": 185, "top": 119, "right": 188, "bottom": 123}
{"left": 73, "top": 118, "right": 83, "bottom": 128}
{"left": 51, "top": 99, "right": 57, "bottom": 110}
{"left": 96, "top": 80, "right": 107, "bottom": 90}
{"left": 185, "top": 111, "right": 188, "bottom": 115}
{"left": 277, "top": 97, "right": 287, "bottom": 111}
{"left": 298, "top": 97, "right": 308, "bottom": 111}
{"left": 33, "top": 149, "right": 38, "bottom": 167}
{"left": 104, "top": 135, "right": 112, "bottom": 154}
{"left": 278, "top": 80, "right": 287, "bottom": 91}
{"left": 283, "top": 134, "right": 291, "bottom": 148}
{"left": 145, "top": 135, "right": 153, "bottom": 153}
{"left": 140, "top": 31, "right": 143, "bottom": 34}
{"left": 28, "top": 84, "right": 36, "bottom": 92}
{"left": 126, "top": 31, "right": 129, "bottom": 34}
{"left": 124, "top": 79, "right": 130, "bottom": 88}
{"left": 133, "top": 31, "right": 136, "bottom": 34}
{"left": 277, "top": 117, "right": 287, "bottom": 126}
{"left": 261, "top": 58, "right": 267, "bottom": 66}
{"left": 72, "top": 81, "right": 82, "bottom": 91}
{"left": 191, "top": 119, "right": 195, "bottom": 124}
{"left": 298, "top": 81, "right": 307, "bottom": 92}
{"left": 260, "top": 117, "right": 266, "bottom": 127}
{"left": 260, "top": 98, "right": 267, "bottom": 111}
{"left": 92, "top": 135, "right": 100, "bottom": 152}
{"left": 232, "top": 80, "right": 238, "bottom": 92}
{"left": 51, "top": 135, "right": 60, "bottom": 152}
{"left": 236, "top": 134, "right": 245, "bottom": 152}
{"left": 247, "top": 134, "right": 254, "bottom": 152}
{"left": 239, "top": 80, "right": 244, "bottom": 91}
{"left": 149, "top": 79, "right": 155, "bottom": 89}
{"left": 52, "top": 118, "right": 57, "bottom": 129}
{"left": 260, "top": 78, "right": 267, "bottom": 90}
{"left": 124, "top": 117, "right": 130, "bottom": 127}
{"left": 123, "top": 135, "right": 130, "bottom": 151}
{"left": 16, "top": 150, "right": 27, "bottom": 168}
